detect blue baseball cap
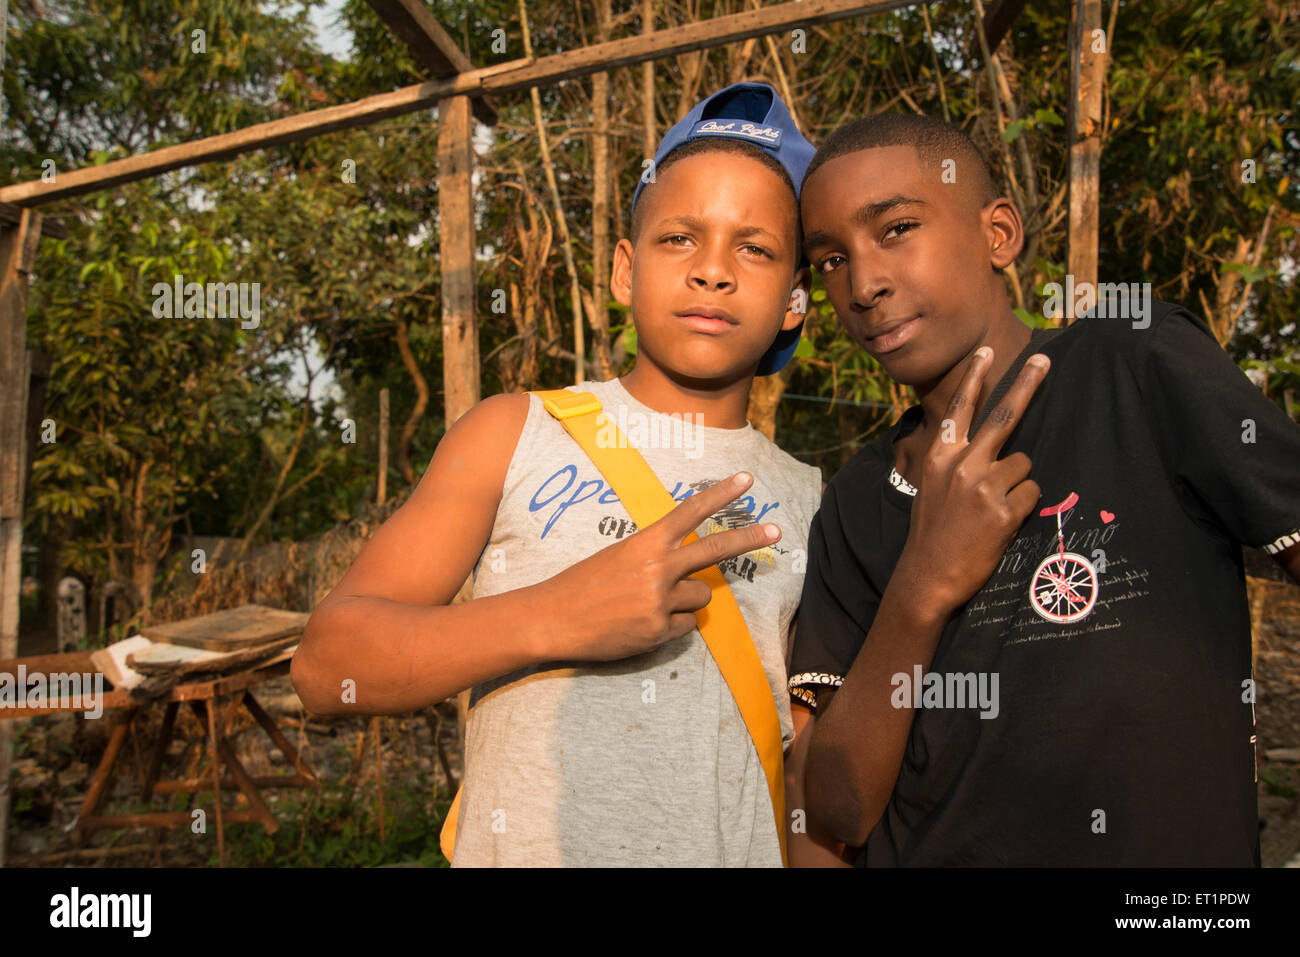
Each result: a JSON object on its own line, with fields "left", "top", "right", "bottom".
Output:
{"left": 630, "top": 81, "right": 815, "bottom": 376}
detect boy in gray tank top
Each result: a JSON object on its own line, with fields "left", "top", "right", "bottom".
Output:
{"left": 293, "top": 82, "right": 828, "bottom": 866}
{"left": 455, "top": 376, "right": 820, "bottom": 865}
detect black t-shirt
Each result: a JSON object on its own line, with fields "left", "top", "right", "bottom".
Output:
{"left": 790, "top": 301, "right": 1300, "bottom": 866}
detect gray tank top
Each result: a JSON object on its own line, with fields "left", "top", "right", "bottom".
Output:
{"left": 451, "top": 377, "right": 822, "bottom": 866}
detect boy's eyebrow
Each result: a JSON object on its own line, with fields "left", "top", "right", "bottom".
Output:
{"left": 654, "top": 214, "right": 784, "bottom": 244}
{"left": 803, "top": 195, "right": 930, "bottom": 251}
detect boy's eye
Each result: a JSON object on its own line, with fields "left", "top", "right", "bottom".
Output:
{"left": 884, "top": 220, "right": 919, "bottom": 240}
{"left": 817, "top": 255, "right": 845, "bottom": 274}
{"left": 663, "top": 235, "right": 771, "bottom": 258}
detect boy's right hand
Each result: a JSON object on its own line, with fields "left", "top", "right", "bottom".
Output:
{"left": 897, "top": 348, "right": 1050, "bottom": 615}
{"left": 537, "top": 471, "right": 780, "bottom": 662}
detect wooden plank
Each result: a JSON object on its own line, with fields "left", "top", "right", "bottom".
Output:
{"left": 363, "top": 0, "right": 497, "bottom": 125}
{"left": 0, "top": 0, "right": 910, "bottom": 207}
{"left": 208, "top": 711, "right": 281, "bottom": 834}
{"left": 0, "top": 211, "right": 40, "bottom": 520}
{"left": 139, "top": 603, "right": 309, "bottom": 650}
{"left": 0, "top": 209, "right": 41, "bottom": 869}
{"left": 0, "top": 202, "right": 66, "bottom": 238}
{"left": 195, "top": 699, "right": 226, "bottom": 864}
{"left": 167, "top": 656, "right": 293, "bottom": 701}
{"left": 439, "top": 95, "right": 479, "bottom": 428}
{"left": 1066, "top": 0, "right": 1104, "bottom": 310}
{"left": 128, "top": 635, "right": 298, "bottom": 677}
{"left": 0, "top": 653, "right": 292, "bottom": 717}
{"left": 73, "top": 708, "right": 137, "bottom": 837}
{"left": 0, "top": 649, "right": 98, "bottom": 675}
{"left": 140, "top": 702, "right": 179, "bottom": 800}
{"left": 243, "top": 692, "right": 318, "bottom": 782}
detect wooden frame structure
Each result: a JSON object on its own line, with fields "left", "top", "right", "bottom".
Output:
{"left": 0, "top": 0, "right": 1100, "bottom": 866}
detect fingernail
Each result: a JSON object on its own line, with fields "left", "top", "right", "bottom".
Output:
{"left": 762, "top": 524, "right": 780, "bottom": 540}
{"left": 1027, "top": 353, "right": 1049, "bottom": 368}
{"left": 734, "top": 471, "right": 752, "bottom": 487}
{"left": 975, "top": 347, "right": 991, "bottom": 360}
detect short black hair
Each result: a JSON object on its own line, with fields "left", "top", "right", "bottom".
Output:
{"left": 630, "top": 138, "right": 800, "bottom": 256}
{"left": 804, "top": 114, "right": 999, "bottom": 210}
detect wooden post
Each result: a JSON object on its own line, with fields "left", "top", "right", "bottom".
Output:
{"left": 0, "top": 208, "right": 41, "bottom": 868}
{"left": 642, "top": 0, "right": 657, "bottom": 159}
{"left": 438, "top": 96, "right": 479, "bottom": 428}
{"left": 438, "top": 94, "right": 480, "bottom": 748}
{"left": 377, "top": 387, "right": 389, "bottom": 506}
{"left": 1066, "top": 0, "right": 1104, "bottom": 319}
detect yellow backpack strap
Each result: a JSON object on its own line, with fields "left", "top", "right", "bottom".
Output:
{"left": 440, "top": 388, "right": 787, "bottom": 866}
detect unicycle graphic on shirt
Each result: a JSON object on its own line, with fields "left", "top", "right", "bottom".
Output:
{"left": 1029, "top": 492, "right": 1099, "bottom": 623}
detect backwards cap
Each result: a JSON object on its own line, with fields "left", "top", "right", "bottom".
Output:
{"left": 630, "top": 81, "right": 815, "bottom": 376}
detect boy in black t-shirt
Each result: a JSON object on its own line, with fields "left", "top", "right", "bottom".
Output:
{"left": 787, "top": 114, "right": 1300, "bottom": 866}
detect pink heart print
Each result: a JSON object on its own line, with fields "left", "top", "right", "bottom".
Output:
{"left": 1100, "top": 510, "right": 1115, "bottom": 523}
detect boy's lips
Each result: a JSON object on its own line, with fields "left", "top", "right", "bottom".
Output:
{"left": 676, "top": 306, "right": 739, "bottom": 334}
{"left": 864, "top": 314, "right": 920, "bottom": 354}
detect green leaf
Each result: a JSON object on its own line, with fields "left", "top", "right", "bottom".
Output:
{"left": 1034, "top": 108, "right": 1065, "bottom": 126}
{"left": 1003, "top": 120, "right": 1025, "bottom": 142}
{"left": 794, "top": 336, "right": 815, "bottom": 359}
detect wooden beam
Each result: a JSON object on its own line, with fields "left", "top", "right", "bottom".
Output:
{"left": 0, "top": 202, "right": 66, "bottom": 238}
{"left": 363, "top": 0, "right": 497, "bottom": 126}
{"left": 1066, "top": 0, "right": 1105, "bottom": 308}
{"left": 0, "top": 208, "right": 43, "bottom": 869}
{"left": 0, "top": 0, "right": 913, "bottom": 207}
{"left": 438, "top": 91, "right": 480, "bottom": 750}
{"left": 438, "top": 95, "right": 479, "bottom": 429}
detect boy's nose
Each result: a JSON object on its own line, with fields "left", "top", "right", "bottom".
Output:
{"left": 688, "top": 265, "right": 735, "bottom": 292}
{"left": 849, "top": 263, "right": 893, "bottom": 311}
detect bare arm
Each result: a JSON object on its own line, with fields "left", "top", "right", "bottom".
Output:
{"left": 291, "top": 393, "right": 541, "bottom": 714}
{"left": 785, "top": 694, "right": 855, "bottom": 867}
{"left": 291, "top": 393, "right": 783, "bottom": 716}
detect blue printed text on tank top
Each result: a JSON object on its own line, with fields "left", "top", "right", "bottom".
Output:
{"left": 528, "top": 463, "right": 782, "bottom": 540}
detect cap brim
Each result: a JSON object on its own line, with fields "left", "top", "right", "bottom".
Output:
{"left": 756, "top": 320, "right": 805, "bottom": 376}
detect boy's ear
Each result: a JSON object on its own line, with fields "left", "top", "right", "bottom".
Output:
{"left": 782, "top": 266, "right": 813, "bottom": 331}
{"left": 987, "top": 198, "right": 1025, "bottom": 270}
{"left": 611, "top": 238, "right": 634, "bottom": 307}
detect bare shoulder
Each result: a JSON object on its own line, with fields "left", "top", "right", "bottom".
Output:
{"left": 416, "top": 393, "right": 532, "bottom": 487}
{"left": 436, "top": 392, "right": 531, "bottom": 457}
{"left": 319, "top": 393, "right": 532, "bottom": 609}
